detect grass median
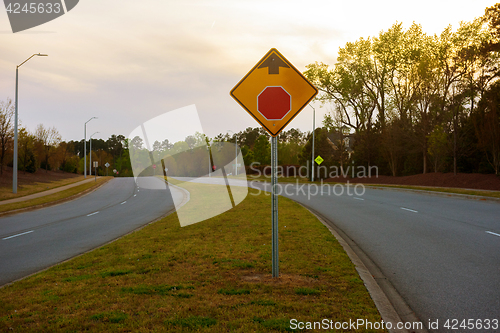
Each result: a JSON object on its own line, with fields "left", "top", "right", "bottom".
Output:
{"left": 0, "top": 186, "right": 384, "bottom": 332}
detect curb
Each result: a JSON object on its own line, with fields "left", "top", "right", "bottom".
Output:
{"left": 165, "top": 180, "right": 191, "bottom": 210}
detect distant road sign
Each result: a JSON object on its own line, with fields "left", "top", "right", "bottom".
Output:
{"left": 315, "top": 155, "right": 324, "bottom": 165}
{"left": 93, "top": 161, "right": 98, "bottom": 167}
{"left": 230, "top": 48, "right": 318, "bottom": 137}
{"left": 153, "top": 164, "right": 156, "bottom": 169}
{"left": 105, "top": 162, "right": 110, "bottom": 168}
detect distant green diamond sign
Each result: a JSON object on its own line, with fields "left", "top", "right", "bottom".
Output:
{"left": 315, "top": 155, "right": 324, "bottom": 165}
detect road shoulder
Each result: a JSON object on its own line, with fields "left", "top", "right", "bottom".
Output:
{"left": 365, "top": 185, "right": 500, "bottom": 202}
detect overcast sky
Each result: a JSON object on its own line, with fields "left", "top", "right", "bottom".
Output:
{"left": 0, "top": 0, "right": 495, "bottom": 142}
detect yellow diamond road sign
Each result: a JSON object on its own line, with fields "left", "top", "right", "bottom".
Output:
{"left": 315, "top": 155, "right": 324, "bottom": 165}
{"left": 230, "top": 48, "right": 318, "bottom": 137}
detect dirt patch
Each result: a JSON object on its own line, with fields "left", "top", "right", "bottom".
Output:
{"left": 325, "top": 172, "right": 500, "bottom": 191}
{"left": 0, "top": 167, "right": 80, "bottom": 188}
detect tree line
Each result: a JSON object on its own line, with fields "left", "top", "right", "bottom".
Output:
{"left": 127, "top": 127, "right": 311, "bottom": 177}
{"left": 304, "top": 3, "right": 500, "bottom": 176}
{"left": 0, "top": 97, "right": 313, "bottom": 179}
{"left": 0, "top": 101, "right": 133, "bottom": 177}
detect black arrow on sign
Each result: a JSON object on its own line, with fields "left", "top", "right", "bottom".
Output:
{"left": 258, "top": 53, "right": 290, "bottom": 74}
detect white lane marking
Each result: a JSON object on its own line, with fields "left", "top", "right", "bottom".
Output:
{"left": 121, "top": 201, "right": 127, "bottom": 205}
{"left": 401, "top": 207, "right": 418, "bottom": 213}
{"left": 486, "top": 231, "right": 500, "bottom": 237}
{"left": 87, "top": 211, "right": 99, "bottom": 216}
{"left": 3, "top": 230, "right": 34, "bottom": 240}
{"left": 354, "top": 197, "right": 364, "bottom": 201}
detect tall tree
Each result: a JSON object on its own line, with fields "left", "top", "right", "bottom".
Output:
{"left": 483, "top": 3, "right": 500, "bottom": 49}
{"left": 55, "top": 141, "right": 75, "bottom": 172}
{"left": 0, "top": 99, "right": 14, "bottom": 174}
{"left": 473, "top": 81, "right": 500, "bottom": 174}
{"left": 253, "top": 135, "right": 270, "bottom": 165}
{"left": 414, "top": 33, "right": 442, "bottom": 173}
{"left": 35, "top": 124, "right": 61, "bottom": 172}
{"left": 18, "top": 127, "right": 37, "bottom": 173}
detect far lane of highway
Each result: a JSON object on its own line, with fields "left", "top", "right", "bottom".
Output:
{"left": 251, "top": 180, "right": 500, "bottom": 332}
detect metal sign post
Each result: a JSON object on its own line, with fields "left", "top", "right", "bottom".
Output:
{"left": 271, "top": 136, "right": 279, "bottom": 277}
{"left": 230, "top": 48, "right": 318, "bottom": 278}
{"left": 93, "top": 161, "right": 98, "bottom": 182}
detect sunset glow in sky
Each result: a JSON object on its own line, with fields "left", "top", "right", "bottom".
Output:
{"left": 0, "top": 0, "right": 496, "bottom": 142}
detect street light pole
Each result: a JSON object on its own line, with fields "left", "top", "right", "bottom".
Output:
{"left": 13, "top": 53, "right": 47, "bottom": 194}
{"left": 84, "top": 117, "right": 97, "bottom": 178}
{"left": 206, "top": 139, "right": 212, "bottom": 177}
{"left": 309, "top": 104, "right": 315, "bottom": 182}
{"left": 228, "top": 130, "right": 238, "bottom": 176}
{"left": 89, "top": 132, "right": 99, "bottom": 176}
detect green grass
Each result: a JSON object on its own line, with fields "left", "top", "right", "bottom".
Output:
{"left": 89, "top": 311, "right": 128, "bottom": 323}
{"left": 0, "top": 188, "right": 385, "bottom": 332}
{"left": 166, "top": 316, "right": 217, "bottom": 329}
{"left": 218, "top": 288, "right": 251, "bottom": 295}
{"left": 0, "top": 177, "right": 112, "bottom": 213}
{"left": 294, "top": 287, "right": 321, "bottom": 296}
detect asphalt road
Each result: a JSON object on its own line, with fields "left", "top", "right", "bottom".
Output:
{"left": 172, "top": 176, "right": 500, "bottom": 332}
{"left": 1, "top": 175, "right": 499, "bottom": 332}
{"left": 249, "top": 180, "right": 500, "bottom": 332}
{"left": 0, "top": 177, "right": 183, "bottom": 286}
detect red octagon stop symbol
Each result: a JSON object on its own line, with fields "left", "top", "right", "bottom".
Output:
{"left": 257, "top": 86, "right": 291, "bottom": 120}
